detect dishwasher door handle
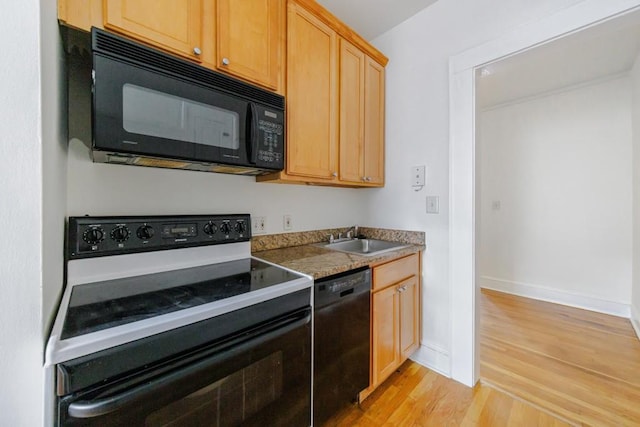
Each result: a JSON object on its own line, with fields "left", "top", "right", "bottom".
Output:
{"left": 340, "top": 288, "right": 354, "bottom": 298}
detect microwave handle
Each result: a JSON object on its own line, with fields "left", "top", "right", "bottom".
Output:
{"left": 246, "top": 103, "right": 260, "bottom": 164}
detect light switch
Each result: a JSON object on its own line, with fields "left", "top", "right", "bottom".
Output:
{"left": 412, "top": 165, "right": 425, "bottom": 187}
{"left": 283, "top": 214, "right": 293, "bottom": 230}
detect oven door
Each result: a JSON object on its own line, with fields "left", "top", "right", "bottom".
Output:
{"left": 93, "top": 53, "right": 252, "bottom": 167}
{"left": 58, "top": 307, "right": 311, "bottom": 427}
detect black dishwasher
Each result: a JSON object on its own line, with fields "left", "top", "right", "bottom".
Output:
{"left": 314, "top": 267, "right": 371, "bottom": 426}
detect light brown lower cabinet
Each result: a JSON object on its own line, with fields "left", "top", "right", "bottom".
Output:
{"left": 361, "top": 253, "right": 421, "bottom": 401}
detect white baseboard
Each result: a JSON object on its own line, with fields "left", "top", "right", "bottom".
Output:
{"left": 631, "top": 305, "right": 640, "bottom": 341}
{"left": 410, "top": 343, "right": 450, "bottom": 377}
{"left": 480, "top": 276, "right": 631, "bottom": 318}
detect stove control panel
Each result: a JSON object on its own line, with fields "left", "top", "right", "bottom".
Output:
{"left": 67, "top": 214, "right": 251, "bottom": 259}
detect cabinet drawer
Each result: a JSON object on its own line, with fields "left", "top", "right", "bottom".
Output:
{"left": 373, "top": 253, "right": 419, "bottom": 291}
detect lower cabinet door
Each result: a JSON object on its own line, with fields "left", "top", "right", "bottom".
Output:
{"left": 399, "top": 276, "right": 420, "bottom": 359}
{"left": 372, "top": 284, "right": 400, "bottom": 385}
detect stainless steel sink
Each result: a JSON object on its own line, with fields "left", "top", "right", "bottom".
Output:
{"left": 319, "top": 239, "right": 409, "bottom": 256}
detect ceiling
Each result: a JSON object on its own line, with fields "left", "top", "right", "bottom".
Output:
{"left": 315, "top": 0, "right": 438, "bottom": 40}
{"left": 476, "top": 8, "right": 640, "bottom": 108}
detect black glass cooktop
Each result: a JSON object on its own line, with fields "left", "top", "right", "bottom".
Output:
{"left": 61, "top": 258, "right": 302, "bottom": 339}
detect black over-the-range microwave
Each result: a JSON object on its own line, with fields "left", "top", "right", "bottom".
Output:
{"left": 90, "top": 28, "right": 285, "bottom": 175}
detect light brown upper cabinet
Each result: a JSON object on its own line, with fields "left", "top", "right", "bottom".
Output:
{"left": 58, "top": 0, "right": 285, "bottom": 93}
{"left": 339, "top": 39, "right": 385, "bottom": 185}
{"left": 258, "top": 0, "right": 387, "bottom": 187}
{"left": 216, "top": 0, "right": 284, "bottom": 91}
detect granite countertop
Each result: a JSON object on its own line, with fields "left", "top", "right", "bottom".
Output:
{"left": 252, "top": 227, "right": 425, "bottom": 280}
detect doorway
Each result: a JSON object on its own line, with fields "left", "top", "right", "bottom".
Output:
{"left": 448, "top": 1, "right": 640, "bottom": 387}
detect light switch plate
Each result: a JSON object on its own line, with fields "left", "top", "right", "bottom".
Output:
{"left": 283, "top": 214, "right": 293, "bottom": 230}
{"left": 426, "top": 196, "right": 439, "bottom": 214}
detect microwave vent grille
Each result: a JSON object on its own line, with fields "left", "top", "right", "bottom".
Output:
{"left": 92, "top": 29, "right": 284, "bottom": 110}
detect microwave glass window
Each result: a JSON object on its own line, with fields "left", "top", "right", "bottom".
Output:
{"left": 122, "top": 84, "right": 240, "bottom": 150}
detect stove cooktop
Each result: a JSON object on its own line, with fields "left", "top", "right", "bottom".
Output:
{"left": 61, "top": 258, "right": 300, "bottom": 339}
{"left": 46, "top": 215, "right": 312, "bottom": 366}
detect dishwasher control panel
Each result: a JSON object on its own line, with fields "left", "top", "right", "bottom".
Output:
{"left": 314, "top": 267, "right": 371, "bottom": 308}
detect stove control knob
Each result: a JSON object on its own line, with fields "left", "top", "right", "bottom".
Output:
{"left": 220, "top": 222, "right": 231, "bottom": 235}
{"left": 136, "top": 225, "right": 154, "bottom": 240}
{"left": 234, "top": 221, "right": 246, "bottom": 234}
{"left": 111, "top": 226, "right": 130, "bottom": 243}
{"left": 203, "top": 221, "right": 217, "bottom": 235}
{"left": 83, "top": 227, "right": 105, "bottom": 245}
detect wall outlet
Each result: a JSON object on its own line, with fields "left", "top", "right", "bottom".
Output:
{"left": 412, "top": 165, "right": 426, "bottom": 187}
{"left": 283, "top": 214, "right": 293, "bottom": 231}
{"left": 426, "top": 196, "right": 439, "bottom": 214}
{"left": 252, "top": 216, "right": 266, "bottom": 234}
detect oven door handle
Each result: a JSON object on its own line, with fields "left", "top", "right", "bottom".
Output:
{"left": 67, "top": 310, "right": 311, "bottom": 419}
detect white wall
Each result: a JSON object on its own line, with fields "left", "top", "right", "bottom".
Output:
{"left": 67, "top": 140, "right": 370, "bottom": 229}
{"left": 41, "top": 0, "right": 67, "bottom": 334}
{"left": 632, "top": 54, "right": 640, "bottom": 336}
{"left": 0, "top": 0, "right": 47, "bottom": 425}
{"left": 478, "top": 77, "right": 633, "bottom": 314}
{"left": 370, "top": 0, "right": 586, "bottom": 376}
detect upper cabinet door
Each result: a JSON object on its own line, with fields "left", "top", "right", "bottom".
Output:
{"left": 286, "top": 2, "right": 338, "bottom": 180}
{"left": 339, "top": 39, "right": 365, "bottom": 184}
{"left": 216, "top": 0, "right": 284, "bottom": 91}
{"left": 104, "top": 0, "right": 203, "bottom": 62}
{"left": 363, "top": 57, "right": 385, "bottom": 185}
{"left": 339, "top": 40, "right": 385, "bottom": 186}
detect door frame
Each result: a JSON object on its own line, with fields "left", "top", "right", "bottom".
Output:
{"left": 448, "top": 0, "right": 640, "bottom": 386}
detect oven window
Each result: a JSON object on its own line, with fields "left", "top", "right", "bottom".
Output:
{"left": 122, "top": 84, "right": 240, "bottom": 149}
{"left": 146, "top": 352, "right": 283, "bottom": 427}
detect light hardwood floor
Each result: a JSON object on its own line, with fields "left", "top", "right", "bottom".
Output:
{"left": 325, "top": 360, "right": 569, "bottom": 426}
{"left": 480, "top": 289, "right": 640, "bottom": 426}
{"left": 325, "top": 289, "right": 640, "bottom": 426}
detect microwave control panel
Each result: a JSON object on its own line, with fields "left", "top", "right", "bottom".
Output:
{"left": 67, "top": 214, "right": 251, "bottom": 259}
{"left": 253, "top": 105, "right": 284, "bottom": 168}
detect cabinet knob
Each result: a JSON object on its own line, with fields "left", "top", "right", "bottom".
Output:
{"left": 332, "top": 172, "right": 338, "bottom": 177}
{"left": 222, "top": 57, "right": 230, "bottom": 66}
{"left": 193, "top": 47, "right": 202, "bottom": 55}
{"left": 366, "top": 177, "right": 372, "bottom": 182}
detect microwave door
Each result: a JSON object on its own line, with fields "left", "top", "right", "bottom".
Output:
{"left": 93, "top": 54, "right": 248, "bottom": 165}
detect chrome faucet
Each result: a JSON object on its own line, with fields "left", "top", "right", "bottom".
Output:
{"left": 343, "top": 225, "right": 359, "bottom": 239}
{"left": 329, "top": 226, "right": 360, "bottom": 243}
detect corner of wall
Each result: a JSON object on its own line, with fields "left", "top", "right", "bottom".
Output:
{"left": 632, "top": 305, "right": 640, "bottom": 340}
{"left": 410, "top": 343, "right": 451, "bottom": 377}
